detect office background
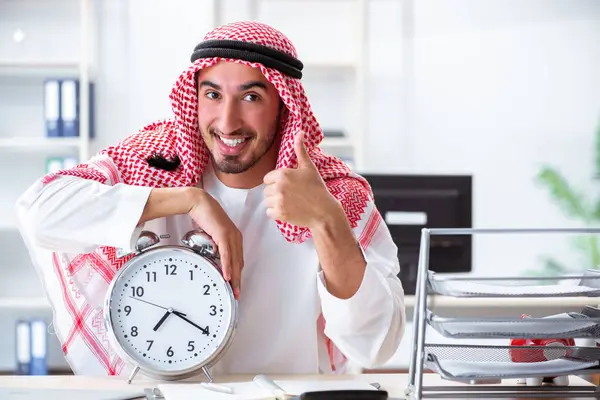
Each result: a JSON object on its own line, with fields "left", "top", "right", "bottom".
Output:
{"left": 1, "top": 0, "right": 599, "bottom": 375}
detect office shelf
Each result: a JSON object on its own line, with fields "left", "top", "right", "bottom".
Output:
{"left": 406, "top": 227, "right": 600, "bottom": 400}
{"left": 321, "top": 136, "right": 354, "bottom": 148}
{"left": 0, "top": 137, "right": 81, "bottom": 149}
{"left": 0, "top": 61, "right": 81, "bottom": 78}
{"left": 0, "top": 0, "right": 94, "bottom": 163}
{"left": 0, "top": 297, "right": 50, "bottom": 310}
{"left": 0, "top": 0, "right": 96, "bottom": 373}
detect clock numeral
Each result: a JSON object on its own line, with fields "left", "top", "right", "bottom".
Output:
{"left": 165, "top": 264, "right": 177, "bottom": 275}
{"left": 202, "top": 326, "right": 210, "bottom": 336}
{"left": 131, "top": 286, "right": 144, "bottom": 297}
{"left": 209, "top": 305, "right": 217, "bottom": 316}
{"left": 187, "top": 341, "right": 195, "bottom": 352}
{"left": 124, "top": 305, "right": 132, "bottom": 316}
{"left": 146, "top": 340, "right": 154, "bottom": 351}
{"left": 146, "top": 271, "right": 157, "bottom": 282}
{"left": 203, "top": 284, "right": 210, "bottom": 295}
{"left": 166, "top": 346, "right": 174, "bottom": 357}
{"left": 189, "top": 270, "right": 194, "bottom": 280}
{"left": 131, "top": 326, "right": 138, "bottom": 337}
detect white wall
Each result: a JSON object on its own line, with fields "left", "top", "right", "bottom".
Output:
{"left": 409, "top": 0, "right": 600, "bottom": 279}
{"left": 0, "top": 0, "right": 599, "bottom": 372}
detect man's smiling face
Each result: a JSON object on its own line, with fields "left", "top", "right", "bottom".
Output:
{"left": 196, "top": 62, "right": 282, "bottom": 175}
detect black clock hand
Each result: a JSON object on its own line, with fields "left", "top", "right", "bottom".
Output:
{"left": 153, "top": 309, "right": 172, "bottom": 332}
{"left": 172, "top": 311, "right": 209, "bottom": 335}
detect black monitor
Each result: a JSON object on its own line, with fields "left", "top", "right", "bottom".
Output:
{"left": 362, "top": 174, "right": 473, "bottom": 295}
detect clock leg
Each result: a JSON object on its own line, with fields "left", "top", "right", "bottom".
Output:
{"left": 202, "top": 366, "right": 213, "bottom": 383}
{"left": 127, "top": 365, "right": 140, "bottom": 384}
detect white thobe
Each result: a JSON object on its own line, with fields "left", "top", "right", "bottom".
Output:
{"left": 15, "top": 161, "right": 406, "bottom": 377}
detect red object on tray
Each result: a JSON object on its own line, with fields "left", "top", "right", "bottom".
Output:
{"left": 509, "top": 314, "right": 575, "bottom": 363}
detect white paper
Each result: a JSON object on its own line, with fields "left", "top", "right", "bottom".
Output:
{"left": 433, "top": 358, "right": 599, "bottom": 378}
{"left": 158, "top": 379, "right": 377, "bottom": 400}
{"left": 159, "top": 382, "right": 269, "bottom": 400}
{"left": 0, "top": 388, "right": 145, "bottom": 400}
{"left": 436, "top": 281, "right": 599, "bottom": 296}
{"left": 436, "top": 313, "right": 599, "bottom": 336}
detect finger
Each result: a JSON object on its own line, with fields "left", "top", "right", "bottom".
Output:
{"left": 263, "top": 183, "right": 278, "bottom": 197}
{"left": 266, "top": 207, "right": 280, "bottom": 221}
{"left": 230, "top": 231, "right": 243, "bottom": 300}
{"left": 263, "top": 169, "right": 281, "bottom": 185}
{"left": 216, "top": 239, "right": 232, "bottom": 282}
{"left": 294, "top": 130, "right": 314, "bottom": 169}
{"left": 264, "top": 193, "right": 278, "bottom": 209}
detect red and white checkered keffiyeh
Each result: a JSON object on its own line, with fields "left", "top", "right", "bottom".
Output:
{"left": 41, "top": 21, "right": 382, "bottom": 376}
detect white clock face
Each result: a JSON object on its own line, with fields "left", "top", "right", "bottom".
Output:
{"left": 106, "top": 247, "right": 235, "bottom": 374}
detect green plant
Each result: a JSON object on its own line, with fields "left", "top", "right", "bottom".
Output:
{"left": 532, "top": 122, "right": 600, "bottom": 276}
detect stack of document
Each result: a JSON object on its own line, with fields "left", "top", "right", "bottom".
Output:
{"left": 158, "top": 379, "right": 378, "bottom": 400}
{"left": 0, "top": 387, "right": 145, "bottom": 400}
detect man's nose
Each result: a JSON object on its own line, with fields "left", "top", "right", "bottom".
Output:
{"left": 216, "top": 100, "right": 243, "bottom": 135}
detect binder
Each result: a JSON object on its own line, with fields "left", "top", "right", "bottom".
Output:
{"left": 60, "top": 79, "right": 78, "bottom": 137}
{"left": 29, "top": 320, "right": 47, "bottom": 375}
{"left": 15, "top": 320, "right": 31, "bottom": 375}
{"left": 44, "top": 80, "right": 61, "bottom": 137}
{"left": 60, "top": 79, "right": 95, "bottom": 138}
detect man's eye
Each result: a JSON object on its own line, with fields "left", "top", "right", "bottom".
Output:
{"left": 205, "top": 91, "right": 220, "bottom": 100}
{"left": 243, "top": 94, "right": 259, "bottom": 102}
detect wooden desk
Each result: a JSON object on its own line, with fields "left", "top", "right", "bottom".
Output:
{"left": 0, "top": 373, "right": 597, "bottom": 399}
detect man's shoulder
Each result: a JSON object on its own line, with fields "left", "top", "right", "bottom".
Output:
{"left": 100, "top": 119, "right": 179, "bottom": 160}
{"left": 121, "top": 119, "right": 179, "bottom": 149}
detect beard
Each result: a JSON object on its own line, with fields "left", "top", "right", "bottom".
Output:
{"left": 207, "top": 126, "right": 278, "bottom": 174}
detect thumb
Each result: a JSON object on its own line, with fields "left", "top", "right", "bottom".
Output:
{"left": 294, "top": 130, "right": 314, "bottom": 169}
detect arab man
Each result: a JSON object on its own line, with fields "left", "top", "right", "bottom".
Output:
{"left": 15, "top": 21, "right": 406, "bottom": 377}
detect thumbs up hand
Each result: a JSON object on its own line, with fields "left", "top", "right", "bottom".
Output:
{"left": 293, "top": 129, "right": 318, "bottom": 171}
{"left": 263, "top": 130, "right": 340, "bottom": 228}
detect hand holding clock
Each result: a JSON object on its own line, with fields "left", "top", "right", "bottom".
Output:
{"left": 138, "top": 187, "right": 244, "bottom": 300}
{"left": 187, "top": 190, "right": 243, "bottom": 300}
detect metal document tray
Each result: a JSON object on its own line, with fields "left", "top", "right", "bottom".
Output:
{"left": 427, "top": 310, "right": 600, "bottom": 339}
{"left": 423, "top": 344, "right": 600, "bottom": 381}
{"left": 427, "top": 271, "right": 600, "bottom": 298}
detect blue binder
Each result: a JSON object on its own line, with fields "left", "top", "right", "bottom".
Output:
{"left": 60, "top": 79, "right": 78, "bottom": 137}
{"left": 15, "top": 320, "right": 31, "bottom": 375}
{"left": 29, "top": 320, "right": 47, "bottom": 375}
{"left": 43, "top": 80, "right": 61, "bottom": 137}
{"left": 60, "top": 79, "right": 95, "bottom": 138}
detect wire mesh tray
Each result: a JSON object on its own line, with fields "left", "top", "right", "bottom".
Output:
{"left": 427, "top": 271, "right": 600, "bottom": 298}
{"left": 423, "top": 344, "right": 600, "bottom": 381}
{"left": 427, "top": 311, "right": 600, "bottom": 339}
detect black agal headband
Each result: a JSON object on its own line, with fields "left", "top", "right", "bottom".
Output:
{"left": 190, "top": 39, "right": 304, "bottom": 79}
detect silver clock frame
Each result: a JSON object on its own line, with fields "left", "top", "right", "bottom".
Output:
{"left": 103, "top": 230, "right": 238, "bottom": 384}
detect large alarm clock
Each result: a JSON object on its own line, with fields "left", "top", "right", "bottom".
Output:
{"left": 103, "top": 229, "right": 238, "bottom": 383}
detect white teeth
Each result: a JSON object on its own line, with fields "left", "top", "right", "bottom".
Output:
{"left": 220, "top": 137, "right": 246, "bottom": 147}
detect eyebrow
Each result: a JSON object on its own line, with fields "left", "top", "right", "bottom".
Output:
{"left": 198, "top": 80, "right": 267, "bottom": 92}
